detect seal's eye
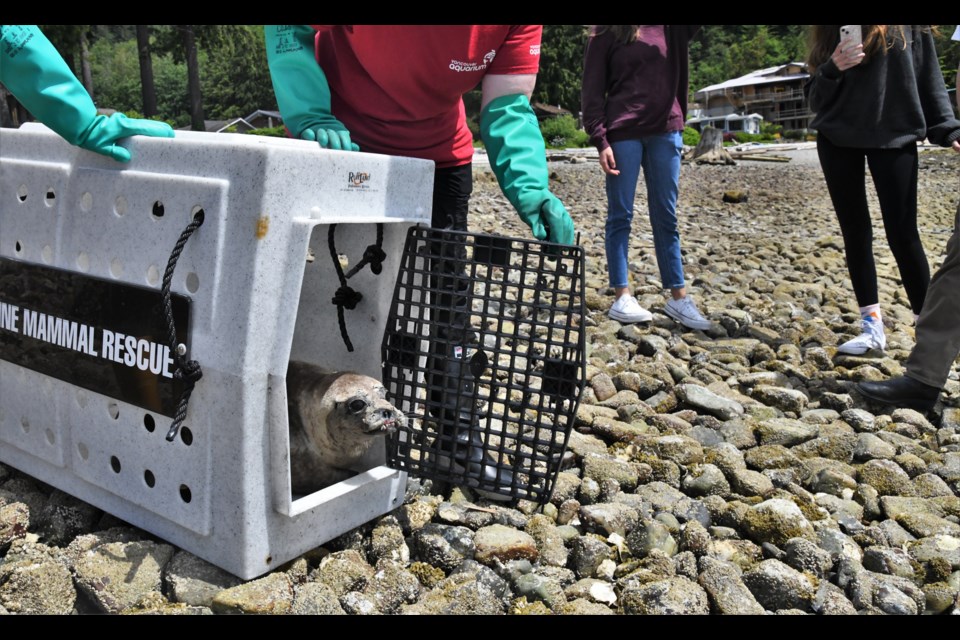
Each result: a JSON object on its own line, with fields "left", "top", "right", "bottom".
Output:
{"left": 347, "top": 399, "right": 368, "bottom": 414}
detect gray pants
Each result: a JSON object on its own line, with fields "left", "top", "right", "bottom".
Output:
{"left": 907, "top": 197, "right": 960, "bottom": 388}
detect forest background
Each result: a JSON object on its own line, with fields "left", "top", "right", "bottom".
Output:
{"left": 2, "top": 25, "right": 957, "bottom": 136}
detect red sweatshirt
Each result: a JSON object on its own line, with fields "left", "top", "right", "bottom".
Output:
{"left": 311, "top": 25, "right": 542, "bottom": 168}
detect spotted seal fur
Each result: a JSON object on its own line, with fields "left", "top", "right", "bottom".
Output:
{"left": 286, "top": 360, "right": 404, "bottom": 494}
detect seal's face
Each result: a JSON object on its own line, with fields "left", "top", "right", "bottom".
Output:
{"left": 288, "top": 362, "right": 406, "bottom": 493}
{"left": 333, "top": 379, "right": 405, "bottom": 436}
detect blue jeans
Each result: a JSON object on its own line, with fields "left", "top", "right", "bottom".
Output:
{"left": 604, "top": 132, "right": 684, "bottom": 290}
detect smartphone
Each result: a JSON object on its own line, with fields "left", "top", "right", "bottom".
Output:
{"left": 839, "top": 25, "right": 862, "bottom": 51}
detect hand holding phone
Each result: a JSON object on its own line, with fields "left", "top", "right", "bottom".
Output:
{"left": 839, "top": 25, "right": 862, "bottom": 51}
{"left": 833, "top": 25, "right": 865, "bottom": 71}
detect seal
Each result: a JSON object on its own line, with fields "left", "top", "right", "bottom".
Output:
{"left": 286, "top": 360, "right": 404, "bottom": 495}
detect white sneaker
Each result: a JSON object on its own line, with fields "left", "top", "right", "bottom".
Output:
{"left": 608, "top": 294, "right": 653, "bottom": 323}
{"left": 837, "top": 315, "right": 886, "bottom": 355}
{"left": 664, "top": 296, "right": 712, "bottom": 331}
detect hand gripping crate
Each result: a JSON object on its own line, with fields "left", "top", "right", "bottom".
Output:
{"left": 0, "top": 123, "right": 432, "bottom": 579}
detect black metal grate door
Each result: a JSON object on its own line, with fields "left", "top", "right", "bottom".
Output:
{"left": 382, "top": 226, "right": 585, "bottom": 504}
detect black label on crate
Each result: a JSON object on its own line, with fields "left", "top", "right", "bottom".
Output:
{"left": 0, "top": 257, "right": 190, "bottom": 417}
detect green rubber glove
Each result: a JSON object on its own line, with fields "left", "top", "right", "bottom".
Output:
{"left": 1, "top": 25, "right": 174, "bottom": 162}
{"left": 480, "top": 93, "right": 575, "bottom": 245}
{"left": 264, "top": 25, "right": 359, "bottom": 152}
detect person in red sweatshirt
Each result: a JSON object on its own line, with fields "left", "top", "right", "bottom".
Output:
{"left": 264, "top": 26, "right": 576, "bottom": 499}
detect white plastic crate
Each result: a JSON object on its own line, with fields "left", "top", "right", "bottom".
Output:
{"left": 0, "top": 124, "right": 432, "bottom": 579}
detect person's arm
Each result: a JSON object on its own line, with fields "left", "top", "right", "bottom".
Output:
{"left": 580, "top": 32, "right": 612, "bottom": 153}
{"left": 580, "top": 32, "right": 620, "bottom": 176}
{"left": 0, "top": 25, "right": 173, "bottom": 162}
{"left": 263, "top": 25, "right": 358, "bottom": 151}
{"left": 913, "top": 26, "right": 960, "bottom": 149}
{"left": 804, "top": 38, "right": 864, "bottom": 113}
{"left": 479, "top": 72, "right": 575, "bottom": 245}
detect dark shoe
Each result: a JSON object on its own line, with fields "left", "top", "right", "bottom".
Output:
{"left": 434, "top": 428, "right": 516, "bottom": 501}
{"left": 433, "top": 430, "right": 514, "bottom": 501}
{"left": 426, "top": 341, "right": 515, "bottom": 502}
{"left": 856, "top": 376, "right": 940, "bottom": 412}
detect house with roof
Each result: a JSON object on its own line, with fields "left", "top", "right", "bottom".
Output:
{"left": 531, "top": 102, "right": 573, "bottom": 121}
{"left": 690, "top": 62, "right": 813, "bottom": 134}
{"left": 175, "top": 110, "right": 286, "bottom": 134}
{"left": 177, "top": 117, "right": 256, "bottom": 134}
{"left": 244, "top": 110, "right": 283, "bottom": 130}
{"left": 685, "top": 111, "right": 764, "bottom": 137}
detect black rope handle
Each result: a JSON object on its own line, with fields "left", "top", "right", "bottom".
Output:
{"left": 327, "top": 223, "right": 386, "bottom": 353}
{"left": 162, "top": 211, "right": 205, "bottom": 442}
{"left": 328, "top": 224, "right": 361, "bottom": 352}
{"left": 344, "top": 224, "right": 386, "bottom": 277}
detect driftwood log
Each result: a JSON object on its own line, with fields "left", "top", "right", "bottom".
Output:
{"left": 730, "top": 154, "right": 791, "bottom": 163}
{"left": 686, "top": 126, "right": 736, "bottom": 165}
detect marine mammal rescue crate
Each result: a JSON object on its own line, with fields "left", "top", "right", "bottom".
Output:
{"left": 0, "top": 124, "right": 431, "bottom": 579}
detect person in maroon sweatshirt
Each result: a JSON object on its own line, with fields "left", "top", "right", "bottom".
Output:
{"left": 581, "top": 25, "right": 710, "bottom": 331}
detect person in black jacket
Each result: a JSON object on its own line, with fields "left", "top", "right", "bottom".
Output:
{"left": 857, "top": 26, "right": 960, "bottom": 412}
{"left": 805, "top": 25, "right": 960, "bottom": 356}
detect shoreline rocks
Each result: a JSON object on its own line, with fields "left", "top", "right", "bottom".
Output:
{"left": 2, "top": 150, "right": 960, "bottom": 614}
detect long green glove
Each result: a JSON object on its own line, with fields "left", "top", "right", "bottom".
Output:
{"left": 480, "top": 93, "right": 575, "bottom": 245}
{"left": 264, "top": 25, "right": 359, "bottom": 152}
{"left": 0, "top": 25, "right": 173, "bottom": 162}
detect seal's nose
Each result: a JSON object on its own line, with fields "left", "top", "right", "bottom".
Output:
{"left": 377, "top": 408, "right": 403, "bottom": 433}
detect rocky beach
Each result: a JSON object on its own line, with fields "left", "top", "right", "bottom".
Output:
{"left": 2, "top": 146, "right": 960, "bottom": 615}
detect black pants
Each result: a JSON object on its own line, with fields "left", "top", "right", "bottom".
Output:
{"left": 428, "top": 164, "right": 473, "bottom": 327}
{"left": 426, "top": 163, "right": 476, "bottom": 419}
{"left": 432, "top": 163, "right": 473, "bottom": 232}
{"left": 817, "top": 134, "right": 930, "bottom": 314}
{"left": 908, "top": 200, "right": 960, "bottom": 388}
{"left": 428, "top": 163, "right": 512, "bottom": 488}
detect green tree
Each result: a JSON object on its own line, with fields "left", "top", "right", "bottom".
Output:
{"left": 40, "top": 25, "right": 95, "bottom": 96}
{"left": 534, "top": 25, "right": 588, "bottom": 115}
{"left": 768, "top": 25, "right": 807, "bottom": 62}
{"left": 180, "top": 25, "right": 204, "bottom": 130}
{"left": 1, "top": 84, "right": 23, "bottom": 127}
{"left": 934, "top": 25, "right": 959, "bottom": 91}
{"left": 88, "top": 39, "right": 141, "bottom": 113}
{"left": 201, "top": 26, "right": 277, "bottom": 119}
{"left": 136, "top": 25, "right": 158, "bottom": 117}
{"left": 463, "top": 26, "right": 588, "bottom": 141}
{"left": 90, "top": 38, "right": 190, "bottom": 126}
{"left": 689, "top": 25, "right": 743, "bottom": 91}
{"left": 724, "top": 25, "right": 801, "bottom": 78}
{"left": 153, "top": 25, "right": 248, "bottom": 130}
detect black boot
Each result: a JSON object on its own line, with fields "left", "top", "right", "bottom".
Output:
{"left": 426, "top": 339, "right": 516, "bottom": 500}
{"left": 856, "top": 376, "right": 941, "bottom": 412}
